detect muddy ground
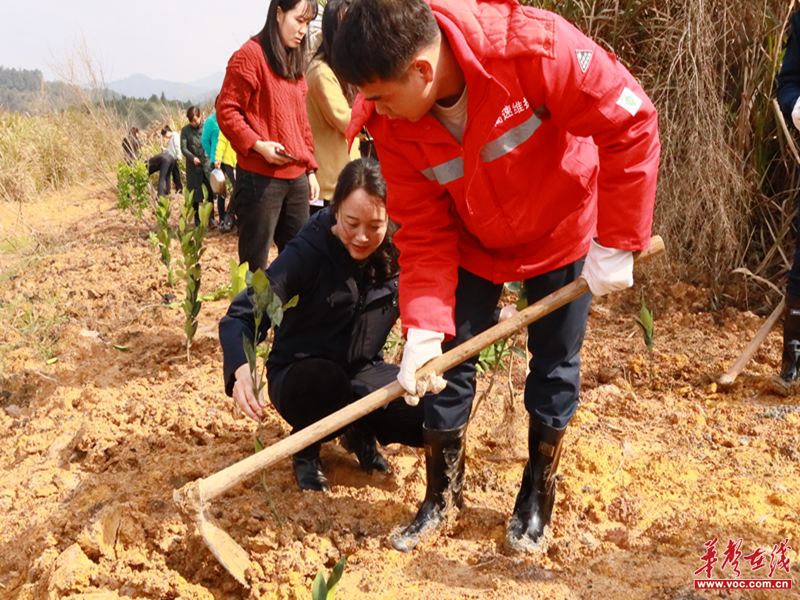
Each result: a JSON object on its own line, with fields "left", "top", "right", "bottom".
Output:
{"left": 0, "top": 182, "right": 798, "bottom": 600}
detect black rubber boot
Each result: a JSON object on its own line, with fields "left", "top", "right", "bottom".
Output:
{"left": 341, "top": 422, "right": 390, "bottom": 474}
{"left": 391, "top": 425, "right": 466, "bottom": 552}
{"left": 292, "top": 443, "right": 330, "bottom": 492}
{"left": 781, "top": 294, "right": 800, "bottom": 382}
{"left": 506, "top": 417, "right": 567, "bottom": 552}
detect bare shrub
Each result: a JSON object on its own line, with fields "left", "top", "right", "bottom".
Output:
{"left": 526, "top": 0, "right": 797, "bottom": 297}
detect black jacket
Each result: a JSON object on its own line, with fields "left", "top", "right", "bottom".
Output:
{"left": 778, "top": 9, "right": 800, "bottom": 130}
{"left": 219, "top": 208, "right": 400, "bottom": 403}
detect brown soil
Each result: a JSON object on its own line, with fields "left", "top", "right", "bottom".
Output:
{"left": 0, "top": 183, "right": 798, "bottom": 600}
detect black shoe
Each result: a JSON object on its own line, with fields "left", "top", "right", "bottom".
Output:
{"left": 391, "top": 425, "right": 466, "bottom": 552}
{"left": 292, "top": 444, "right": 330, "bottom": 492}
{"left": 341, "top": 423, "right": 389, "bottom": 474}
{"left": 208, "top": 216, "right": 218, "bottom": 229}
{"left": 220, "top": 212, "right": 235, "bottom": 233}
{"left": 506, "top": 417, "right": 567, "bottom": 552}
{"left": 781, "top": 295, "right": 800, "bottom": 382}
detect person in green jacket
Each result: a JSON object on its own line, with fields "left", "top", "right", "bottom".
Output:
{"left": 181, "top": 106, "right": 216, "bottom": 227}
{"left": 202, "top": 98, "right": 226, "bottom": 227}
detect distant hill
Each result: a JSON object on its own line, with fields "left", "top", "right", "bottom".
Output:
{"left": 105, "top": 72, "right": 225, "bottom": 103}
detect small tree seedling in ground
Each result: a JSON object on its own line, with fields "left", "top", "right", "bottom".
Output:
{"left": 635, "top": 296, "right": 655, "bottom": 383}
{"left": 312, "top": 555, "right": 346, "bottom": 600}
{"left": 176, "top": 190, "right": 213, "bottom": 361}
{"left": 115, "top": 160, "right": 151, "bottom": 219}
{"left": 152, "top": 194, "right": 174, "bottom": 286}
{"left": 247, "top": 267, "right": 297, "bottom": 527}
{"left": 245, "top": 269, "right": 298, "bottom": 446}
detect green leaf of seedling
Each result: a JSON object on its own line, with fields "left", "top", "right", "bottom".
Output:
{"left": 230, "top": 259, "right": 249, "bottom": 298}
{"left": 46, "top": 357, "right": 59, "bottom": 364}
{"left": 326, "top": 555, "right": 347, "bottom": 599}
{"left": 254, "top": 437, "right": 264, "bottom": 453}
{"left": 283, "top": 294, "right": 299, "bottom": 310}
{"left": 243, "top": 338, "right": 258, "bottom": 370}
{"left": 251, "top": 269, "right": 269, "bottom": 295}
{"left": 113, "top": 345, "right": 128, "bottom": 352}
{"left": 504, "top": 281, "right": 521, "bottom": 294}
{"left": 311, "top": 571, "right": 327, "bottom": 600}
{"left": 639, "top": 297, "right": 654, "bottom": 332}
{"left": 166, "top": 301, "right": 181, "bottom": 310}
{"left": 199, "top": 201, "right": 213, "bottom": 227}
{"left": 509, "top": 346, "right": 528, "bottom": 360}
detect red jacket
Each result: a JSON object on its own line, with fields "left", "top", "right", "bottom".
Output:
{"left": 348, "top": 0, "right": 660, "bottom": 338}
{"left": 218, "top": 38, "right": 318, "bottom": 180}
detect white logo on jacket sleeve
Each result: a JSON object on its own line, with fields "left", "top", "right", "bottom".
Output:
{"left": 616, "top": 87, "right": 642, "bottom": 116}
{"left": 576, "top": 50, "right": 593, "bottom": 73}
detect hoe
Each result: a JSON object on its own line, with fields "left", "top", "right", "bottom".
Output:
{"left": 174, "top": 236, "right": 665, "bottom": 586}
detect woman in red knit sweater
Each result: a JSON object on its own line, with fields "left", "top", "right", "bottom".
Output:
{"left": 217, "top": 0, "right": 320, "bottom": 271}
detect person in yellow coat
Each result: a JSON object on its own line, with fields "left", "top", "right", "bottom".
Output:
{"left": 305, "top": 0, "right": 361, "bottom": 215}
{"left": 215, "top": 129, "right": 238, "bottom": 233}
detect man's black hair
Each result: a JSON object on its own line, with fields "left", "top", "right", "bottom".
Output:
{"left": 331, "top": 0, "right": 440, "bottom": 86}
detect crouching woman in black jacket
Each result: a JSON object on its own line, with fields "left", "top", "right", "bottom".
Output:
{"left": 219, "top": 157, "right": 423, "bottom": 492}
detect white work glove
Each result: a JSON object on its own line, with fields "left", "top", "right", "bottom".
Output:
{"left": 581, "top": 238, "right": 634, "bottom": 297}
{"left": 398, "top": 328, "right": 447, "bottom": 406}
{"left": 793, "top": 97, "right": 800, "bottom": 131}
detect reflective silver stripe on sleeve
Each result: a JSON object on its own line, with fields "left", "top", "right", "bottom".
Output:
{"left": 479, "top": 114, "right": 542, "bottom": 163}
{"left": 419, "top": 156, "right": 465, "bottom": 185}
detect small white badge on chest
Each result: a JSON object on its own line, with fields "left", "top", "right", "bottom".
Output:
{"left": 576, "top": 49, "right": 593, "bottom": 73}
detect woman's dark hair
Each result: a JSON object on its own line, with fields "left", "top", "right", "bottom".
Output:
{"left": 331, "top": 0, "right": 440, "bottom": 86}
{"left": 331, "top": 157, "right": 399, "bottom": 284}
{"left": 161, "top": 125, "right": 172, "bottom": 136}
{"left": 315, "top": 0, "right": 356, "bottom": 105}
{"left": 258, "top": 0, "right": 318, "bottom": 82}
{"left": 186, "top": 106, "right": 200, "bottom": 120}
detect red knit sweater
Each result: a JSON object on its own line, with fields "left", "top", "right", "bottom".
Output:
{"left": 217, "top": 38, "right": 318, "bottom": 180}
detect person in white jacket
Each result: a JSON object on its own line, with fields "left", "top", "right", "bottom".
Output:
{"left": 160, "top": 125, "right": 184, "bottom": 193}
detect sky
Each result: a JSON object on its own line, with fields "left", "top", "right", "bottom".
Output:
{"left": 3, "top": 0, "right": 291, "bottom": 84}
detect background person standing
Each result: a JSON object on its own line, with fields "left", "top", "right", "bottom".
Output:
{"left": 217, "top": 0, "right": 320, "bottom": 271}
{"left": 776, "top": 6, "right": 800, "bottom": 382}
{"left": 305, "top": 0, "right": 361, "bottom": 214}
{"left": 181, "top": 106, "right": 215, "bottom": 227}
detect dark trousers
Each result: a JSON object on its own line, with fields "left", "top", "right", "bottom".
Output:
{"left": 424, "top": 259, "right": 591, "bottom": 431}
{"left": 186, "top": 166, "right": 212, "bottom": 225}
{"left": 789, "top": 176, "right": 800, "bottom": 297}
{"left": 147, "top": 153, "right": 177, "bottom": 197}
{"left": 278, "top": 358, "right": 424, "bottom": 448}
{"left": 233, "top": 168, "right": 309, "bottom": 271}
{"left": 169, "top": 158, "right": 182, "bottom": 192}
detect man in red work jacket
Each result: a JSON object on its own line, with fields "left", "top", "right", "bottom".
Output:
{"left": 332, "top": 0, "right": 660, "bottom": 553}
